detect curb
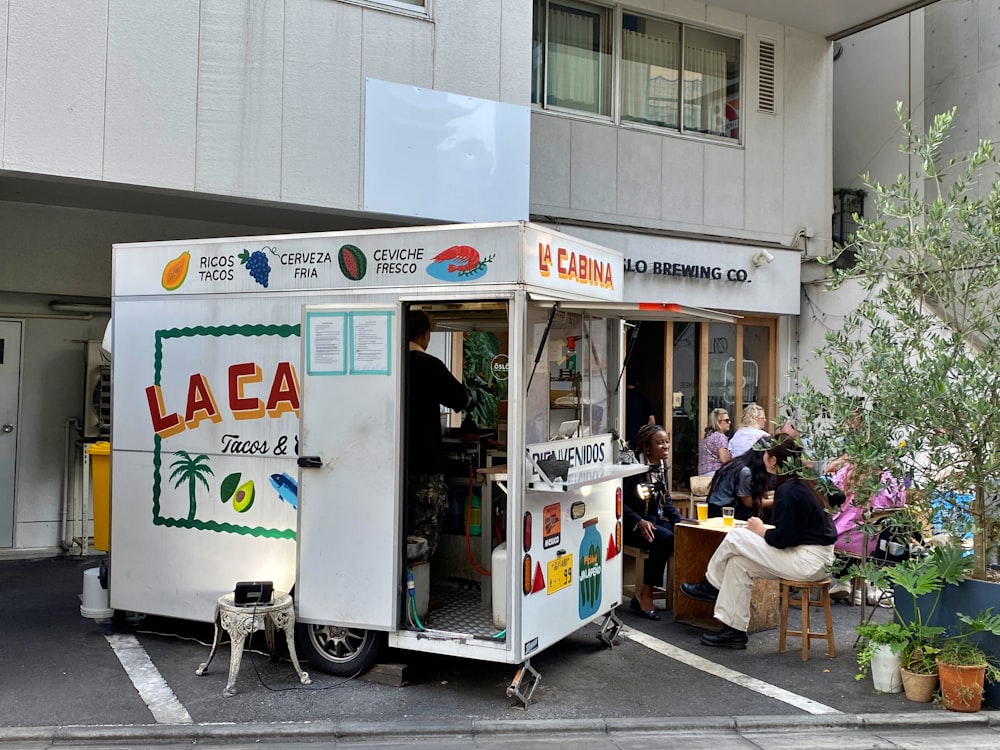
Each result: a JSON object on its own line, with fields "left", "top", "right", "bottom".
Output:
{"left": 1, "top": 712, "right": 996, "bottom": 744}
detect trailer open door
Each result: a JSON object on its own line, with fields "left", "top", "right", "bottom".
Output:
{"left": 296, "top": 303, "right": 403, "bottom": 633}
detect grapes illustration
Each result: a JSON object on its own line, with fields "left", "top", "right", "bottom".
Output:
{"left": 239, "top": 247, "right": 272, "bottom": 288}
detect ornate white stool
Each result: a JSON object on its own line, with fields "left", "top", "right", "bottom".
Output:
{"left": 196, "top": 591, "right": 311, "bottom": 697}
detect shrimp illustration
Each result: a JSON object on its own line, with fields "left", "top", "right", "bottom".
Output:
{"left": 432, "top": 245, "right": 481, "bottom": 273}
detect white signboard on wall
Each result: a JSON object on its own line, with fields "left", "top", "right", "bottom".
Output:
{"left": 364, "top": 78, "right": 530, "bottom": 223}
{"left": 546, "top": 225, "right": 802, "bottom": 316}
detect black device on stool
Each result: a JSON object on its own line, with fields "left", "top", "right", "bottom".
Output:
{"left": 234, "top": 581, "right": 273, "bottom": 606}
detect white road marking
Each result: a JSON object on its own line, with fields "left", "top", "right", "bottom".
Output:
{"left": 106, "top": 633, "right": 194, "bottom": 724}
{"left": 623, "top": 627, "right": 842, "bottom": 715}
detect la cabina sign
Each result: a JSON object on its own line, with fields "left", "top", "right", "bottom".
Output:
{"left": 536, "top": 244, "right": 614, "bottom": 290}
{"left": 522, "top": 227, "right": 622, "bottom": 302}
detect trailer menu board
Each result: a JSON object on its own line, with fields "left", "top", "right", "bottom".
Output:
{"left": 113, "top": 223, "right": 622, "bottom": 302}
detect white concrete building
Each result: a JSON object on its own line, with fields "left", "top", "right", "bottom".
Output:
{"left": 801, "top": 0, "right": 996, "bottom": 392}
{"left": 0, "top": 0, "right": 935, "bottom": 555}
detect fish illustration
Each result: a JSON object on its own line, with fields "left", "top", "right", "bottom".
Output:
{"left": 269, "top": 472, "right": 298, "bottom": 510}
{"left": 432, "top": 244, "right": 481, "bottom": 273}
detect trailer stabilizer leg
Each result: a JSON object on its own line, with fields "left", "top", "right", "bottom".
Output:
{"left": 596, "top": 608, "right": 623, "bottom": 647}
{"left": 505, "top": 659, "right": 541, "bottom": 707}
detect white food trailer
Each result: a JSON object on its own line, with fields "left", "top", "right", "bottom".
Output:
{"left": 105, "top": 221, "right": 721, "bottom": 702}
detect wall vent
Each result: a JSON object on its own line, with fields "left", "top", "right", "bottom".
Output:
{"left": 758, "top": 38, "right": 776, "bottom": 114}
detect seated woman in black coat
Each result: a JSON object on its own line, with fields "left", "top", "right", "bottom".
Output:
{"left": 622, "top": 423, "right": 683, "bottom": 621}
{"left": 705, "top": 437, "right": 772, "bottom": 522}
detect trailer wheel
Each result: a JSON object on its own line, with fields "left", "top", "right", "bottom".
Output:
{"left": 296, "top": 622, "right": 384, "bottom": 677}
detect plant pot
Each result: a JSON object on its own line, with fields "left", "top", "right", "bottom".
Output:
{"left": 897, "top": 578, "right": 1000, "bottom": 707}
{"left": 870, "top": 643, "right": 903, "bottom": 693}
{"left": 900, "top": 667, "right": 938, "bottom": 703}
{"left": 937, "top": 660, "right": 986, "bottom": 712}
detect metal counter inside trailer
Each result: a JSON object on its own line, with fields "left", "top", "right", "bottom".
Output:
{"left": 105, "top": 221, "right": 729, "bottom": 703}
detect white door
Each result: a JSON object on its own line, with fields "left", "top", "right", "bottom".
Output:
{"left": 296, "top": 304, "right": 402, "bottom": 629}
{"left": 0, "top": 321, "right": 22, "bottom": 547}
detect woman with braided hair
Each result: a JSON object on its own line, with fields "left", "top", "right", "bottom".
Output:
{"left": 621, "top": 423, "right": 683, "bottom": 620}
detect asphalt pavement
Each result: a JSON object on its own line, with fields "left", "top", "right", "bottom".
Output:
{"left": 2, "top": 554, "right": 998, "bottom": 749}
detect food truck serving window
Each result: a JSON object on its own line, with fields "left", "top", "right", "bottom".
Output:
{"left": 525, "top": 304, "right": 615, "bottom": 445}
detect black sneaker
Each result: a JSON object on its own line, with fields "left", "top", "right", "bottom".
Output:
{"left": 680, "top": 580, "right": 719, "bottom": 603}
{"left": 700, "top": 626, "right": 748, "bottom": 649}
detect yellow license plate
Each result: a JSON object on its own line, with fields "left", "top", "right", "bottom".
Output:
{"left": 546, "top": 554, "right": 573, "bottom": 594}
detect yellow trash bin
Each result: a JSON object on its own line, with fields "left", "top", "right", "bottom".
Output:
{"left": 88, "top": 441, "right": 111, "bottom": 552}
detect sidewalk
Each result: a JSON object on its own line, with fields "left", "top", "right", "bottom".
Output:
{"left": 5, "top": 713, "right": 1000, "bottom": 750}
{"left": 1, "top": 554, "right": 995, "bottom": 745}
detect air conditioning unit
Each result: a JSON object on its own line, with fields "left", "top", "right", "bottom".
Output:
{"left": 83, "top": 341, "right": 111, "bottom": 439}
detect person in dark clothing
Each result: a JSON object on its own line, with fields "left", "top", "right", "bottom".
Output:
{"left": 406, "top": 310, "right": 471, "bottom": 556}
{"left": 705, "top": 439, "right": 771, "bottom": 521}
{"left": 622, "top": 423, "right": 683, "bottom": 621}
{"left": 625, "top": 379, "right": 655, "bottom": 447}
{"left": 680, "top": 435, "right": 837, "bottom": 648}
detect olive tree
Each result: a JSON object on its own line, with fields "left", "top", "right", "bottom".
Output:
{"left": 789, "top": 104, "right": 1000, "bottom": 579}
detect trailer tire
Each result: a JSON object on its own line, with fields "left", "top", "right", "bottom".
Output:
{"left": 296, "top": 622, "right": 385, "bottom": 677}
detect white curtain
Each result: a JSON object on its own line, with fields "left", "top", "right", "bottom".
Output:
{"left": 621, "top": 29, "right": 678, "bottom": 124}
{"left": 547, "top": 7, "right": 599, "bottom": 111}
{"left": 683, "top": 45, "right": 726, "bottom": 135}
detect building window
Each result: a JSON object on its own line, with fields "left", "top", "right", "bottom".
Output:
{"left": 360, "top": 0, "right": 427, "bottom": 13}
{"left": 628, "top": 318, "right": 775, "bottom": 491}
{"left": 621, "top": 14, "right": 680, "bottom": 128}
{"left": 533, "top": 1, "right": 741, "bottom": 141}
{"left": 533, "top": 1, "right": 612, "bottom": 115}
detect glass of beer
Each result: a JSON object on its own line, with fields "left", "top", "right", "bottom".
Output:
{"left": 696, "top": 502, "right": 708, "bottom": 522}
{"left": 722, "top": 507, "right": 735, "bottom": 527}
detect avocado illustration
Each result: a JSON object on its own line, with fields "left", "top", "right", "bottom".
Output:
{"left": 232, "top": 480, "right": 256, "bottom": 513}
{"left": 220, "top": 472, "right": 241, "bottom": 504}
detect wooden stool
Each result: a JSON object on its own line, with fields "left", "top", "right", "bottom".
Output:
{"left": 778, "top": 577, "right": 835, "bottom": 660}
{"left": 622, "top": 545, "right": 673, "bottom": 610}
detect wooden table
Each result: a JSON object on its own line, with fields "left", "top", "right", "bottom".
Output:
{"left": 672, "top": 518, "right": 779, "bottom": 633}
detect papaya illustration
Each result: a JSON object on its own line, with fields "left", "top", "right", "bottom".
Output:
{"left": 232, "top": 480, "right": 256, "bottom": 513}
{"left": 161, "top": 251, "right": 191, "bottom": 291}
{"left": 337, "top": 244, "right": 367, "bottom": 281}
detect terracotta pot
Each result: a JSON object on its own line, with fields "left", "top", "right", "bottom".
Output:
{"left": 937, "top": 660, "right": 986, "bottom": 712}
{"left": 900, "top": 667, "right": 938, "bottom": 703}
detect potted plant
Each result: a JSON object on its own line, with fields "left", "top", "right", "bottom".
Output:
{"left": 851, "top": 543, "right": 970, "bottom": 698}
{"left": 935, "top": 610, "right": 1000, "bottom": 712}
{"left": 854, "top": 620, "right": 907, "bottom": 693}
{"left": 787, "top": 104, "right": 1000, "bottom": 705}
{"left": 898, "top": 639, "right": 940, "bottom": 703}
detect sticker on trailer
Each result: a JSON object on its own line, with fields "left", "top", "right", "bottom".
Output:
{"left": 546, "top": 554, "right": 573, "bottom": 594}
{"left": 542, "top": 502, "right": 561, "bottom": 549}
{"left": 578, "top": 519, "right": 602, "bottom": 618}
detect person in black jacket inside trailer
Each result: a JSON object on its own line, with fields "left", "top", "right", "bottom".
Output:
{"left": 406, "top": 310, "right": 471, "bottom": 557}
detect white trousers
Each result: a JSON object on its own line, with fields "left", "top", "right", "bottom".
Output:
{"left": 705, "top": 529, "right": 835, "bottom": 632}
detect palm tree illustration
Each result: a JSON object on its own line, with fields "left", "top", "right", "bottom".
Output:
{"left": 169, "top": 451, "right": 214, "bottom": 522}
